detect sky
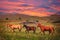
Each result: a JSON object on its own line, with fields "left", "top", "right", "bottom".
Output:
{"left": 0, "top": 0, "right": 60, "bottom": 17}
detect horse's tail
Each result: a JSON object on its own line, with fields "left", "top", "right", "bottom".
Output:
{"left": 33, "top": 27, "right": 36, "bottom": 33}
{"left": 52, "top": 27, "right": 55, "bottom": 34}
{"left": 53, "top": 27, "right": 54, "bottom": 31}
{"left": 35, "top": 27, "right": 36, "bottom": 30}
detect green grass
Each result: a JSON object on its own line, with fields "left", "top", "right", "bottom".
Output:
{"left": 0, "top": 32, "right": 52, "bottom": 40}
{"left": 0, "top": 21, "right": 60, "bottom": 40}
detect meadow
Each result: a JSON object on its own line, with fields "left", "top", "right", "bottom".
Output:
{"left": 0, "top": 20, "right": 60, "bottom": 40}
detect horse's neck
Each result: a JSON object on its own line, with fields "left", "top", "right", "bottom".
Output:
{"left": 40, "top": 25, "right": 43, "bottom": 28}
{"left": 8, "top": 25, "right": 12, "bottom": 27}
{"left": 24, "top": 25, "right": 27, "bottom": 28}
{"left": 38, "top": 23, "right": 43, "bottom": 28}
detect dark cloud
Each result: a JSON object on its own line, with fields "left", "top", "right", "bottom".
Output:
{"left": 36, "top": 5, "right": 50, "bottom": 9}
{"left": 47, "top": 9, "right": 57, "bottom": 12}
{"left": 0, "top": 0, "right": 7, "bottom": 1}
{"left": 15, "top": 9, "right": 22, "bottom": 11}
{"left": 52, "top": 2, "right": 60, "bottom": 6}
{"left": 0, "top": 12, "right": 6, "bottom": 15}
{"left": 0, "top": 8, "right": 7, "bottom": 10}
{"left": 56, "top": 11, "right": 60, "bottom": 14}
{"left": 8, "top": 0, "right": 19, "bottom": 2}
{"left": 20, "top": 4, "right": 31, "bottom": 7}
{"left": 0, "top": 8, "right": 14, "bottom": 11}
{"left": 36, "top": 5, "right": 57, "bottom": 12}
{"left": 51, "top": 0, "right": 60, "bottom": 6}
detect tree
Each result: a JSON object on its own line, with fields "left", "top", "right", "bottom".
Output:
{"left": 36, "top": 20, "right": 39, "bottom": 22}
{"left": 19, "top": 17, "right": 21, "bottom": 20}
{"left": 5, "top": 18, "right": 8, "bottom": 20}
{"left": 26, "top": 20, "right": 29, "bottom": 22}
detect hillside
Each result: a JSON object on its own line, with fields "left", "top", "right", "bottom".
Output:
{"left": 0, "top": 13, "right": 40, "bottom": 22}
{"left": 0, "top": 12, "right": 60, "bottom": 23}
{"left": 40, "top": 14, "right": 60, "bottom": 23}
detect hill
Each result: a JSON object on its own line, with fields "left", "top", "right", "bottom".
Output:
{"left": 0, "top": 12, "right": 60, "bottom": 23}
{"left": 0, "top": 12, "right": 40, "bottom": 22}
{"left": 43, "top": 14, "right": 60, "bottom": 23}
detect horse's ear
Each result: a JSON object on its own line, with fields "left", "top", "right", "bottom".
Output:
{"left": 35, "top": 20, "right": 39, "bottom": 22}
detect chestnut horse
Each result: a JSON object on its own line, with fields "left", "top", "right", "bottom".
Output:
{"left": 7, "top": 24, "right": 22, "bottom": 32}
{"left": 37, "top": 23, "right": 54, "bottom": 35}
{"left": 23, "top": 24, "right": 36, "bottom": 33}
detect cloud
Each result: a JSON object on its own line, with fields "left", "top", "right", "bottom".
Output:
{"left": 0, "top": 0, "right": 8, "bottom": 1}
{"left": 0, "top": 1, "right": 34, "bottom": 13}
{"left": 20, "top": 10, "right": 54, "bottom": 17}
{"left": 0, "top": 8, "right": 7, "bottom": 10}
{"left": 18, "top": 3, "right": 34, "bottom": 7}
{"left": 36, "top": 5, "right": 50, "bottom": 9}
{"left": 56, "top": 11, "right": 60, "bottom": 14}
{"left": 7, "top": 0, "right": 20, "bottom": 2}
{"left": 49, "top": 5, "right": 60, "bottom": 11}
{"left": 51, "top": 0, "right": 60, "bottom": 6}
{"left": 0, "top": 0, "right": 60, "bottom": 17}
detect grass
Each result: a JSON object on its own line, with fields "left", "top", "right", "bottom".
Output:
{"left": 0, "top": 32, "right": 52, "bottom": 40}
{"left": 0, "top": 21, "right": 60, "bottom": 40}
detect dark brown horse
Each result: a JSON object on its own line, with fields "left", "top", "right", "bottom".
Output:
{"left": 7, "top": 24, "right": 22, "bottom": 32}
{"left": 23, "top": 24, "right": 36, "bottom": 33}
{"left": 37, "top": 23, "right": 54, "bottom": 35}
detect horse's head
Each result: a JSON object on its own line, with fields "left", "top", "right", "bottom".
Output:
{"left": 37, "top": 23, "right": 42, "bottom": 28}
{"left": 7, "top": 24, "right": 12, "bottom": 27}
{"left": 23, "top": 24, "right": 27, "bottom": 28}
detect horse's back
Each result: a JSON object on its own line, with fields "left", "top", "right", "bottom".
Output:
{"left": 26, "top": 26, "right": 36, "bottom": 30}
{"left": 8, "top": 24, "right": 22, "bottom": 29}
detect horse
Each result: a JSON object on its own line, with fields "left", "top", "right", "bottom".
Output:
{"left": 37, "top": 23, "right": 54, "bottom": 35}
{"left": 7, "top": 24, "right": 22, "bottom": 32}
{"left": 23, "top": 24, "right": 36, "bottom": 33}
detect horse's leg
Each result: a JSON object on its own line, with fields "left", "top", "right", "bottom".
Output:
{"left": 27, "top": 30, "right": 29, "bottom": 33}
{"left": 49, "top": 31, "right": 51, "bottom": 35}
{"left": 51, "top": 30, "right": 54, "bottom": 35}
{"left": 43, "top": 31, "right": 45, "bottom": 35}
{"left": 33, "top": 28, "right": 36, "bottom": 33}
{"left": 25, "top": 29, "right": 29, "bottom": 33}
{"left": 33, "top": 30, "right": 35, "bottom": 33}
{"left": 26, "top": 31, "right": 29, "bottom": 33}
{"left": 19, "top": 28, "right": 22, "bottom": 32}
{"left": 25, "top": 30, "right": 27, "bottom": 33}
{"left": 19, "top": 29, "right": 21, "bottom": 32}
{"left": 39, "top": 30, "right": 43, "bottom": 35}
{"left": 49, "top": 29, "right": 54, "bottom": 35}
{"left": 18, "top": 27, "right": 22, "bottom": 32}
{"left": 12, "top": 29, "right": 15, "bottom": 32}
{"left": 49, "top": 30, "right": 51, "bottom": 35}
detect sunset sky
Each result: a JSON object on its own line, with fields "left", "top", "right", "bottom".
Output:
{"left": 0, "top": 0, "right": 60, "bottom": 17}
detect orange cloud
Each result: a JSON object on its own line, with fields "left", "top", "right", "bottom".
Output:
{"left": 20, "top": 10, "right": 54, "bottom": 17}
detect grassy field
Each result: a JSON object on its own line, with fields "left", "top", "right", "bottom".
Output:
{"left": 0, "top": 32, "right": 51, "bottom": 40}
{"left": 0, "top": 21, "right": 60, "bottom": 40}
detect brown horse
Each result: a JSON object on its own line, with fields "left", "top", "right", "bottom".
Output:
{"left": 7, "top": 24, "right": 22, "bottom": 32}
{"left": 23, "top": 24, "right": 36, "bottom": 33}
{"left": 37, "top": 23, "right": 54, "bottom": 35}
